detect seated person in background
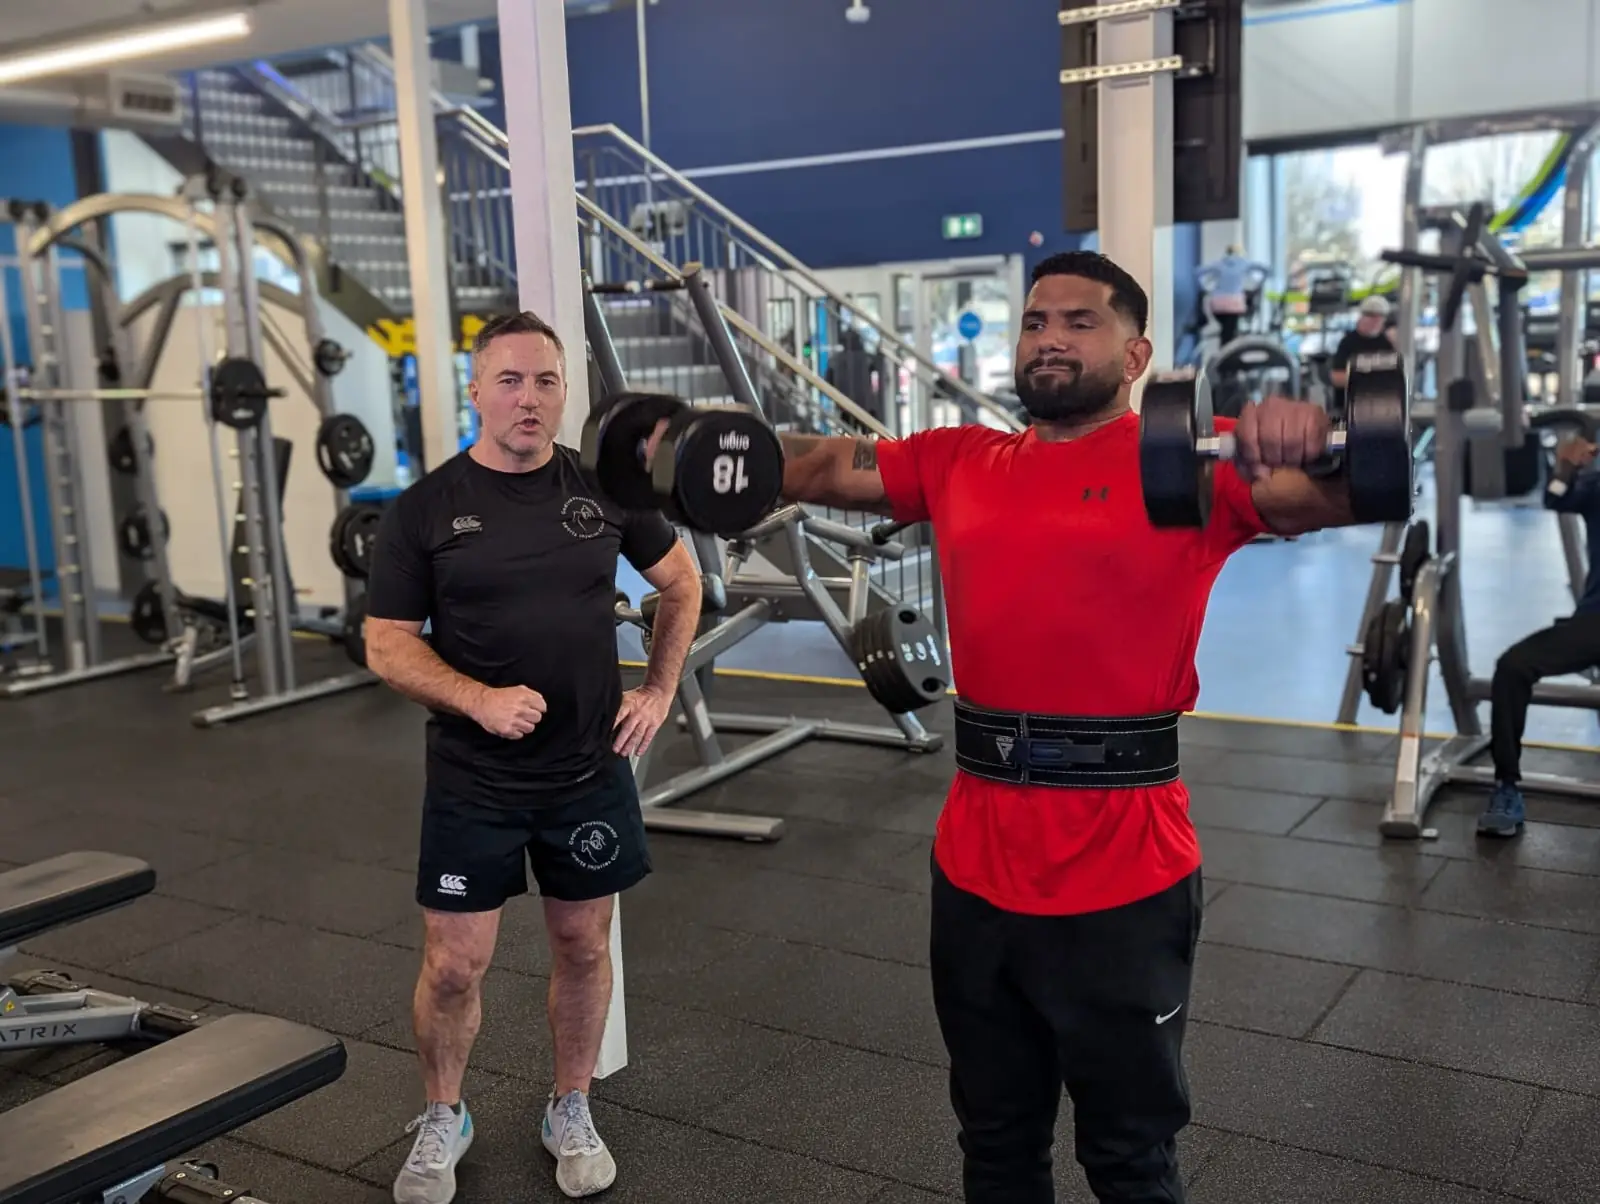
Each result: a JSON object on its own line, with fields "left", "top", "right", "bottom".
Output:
{"left": 1480, "top": 435, "right": 1600, "bottom": 836}
{"left": 1330, "top": 295, "right": 1396, "bottom": 392}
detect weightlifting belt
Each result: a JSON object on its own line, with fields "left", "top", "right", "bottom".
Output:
{"left": 953, "top": 699, "right": 1181, "bottom": 789}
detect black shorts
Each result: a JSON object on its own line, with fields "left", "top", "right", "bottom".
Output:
{"left": 415, "top": 755, "right": 651, "bottom": 911}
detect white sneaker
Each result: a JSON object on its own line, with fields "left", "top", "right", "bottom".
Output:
{"left": 542, "top": 1088, "right": 617, "bottom": 1198}
{"left": 394, "top": 1100, "right": 474, "bottom": 1204}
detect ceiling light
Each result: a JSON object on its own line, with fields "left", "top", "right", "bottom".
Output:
{"left": 0, "top": 11, "right": 253, "bottom": 86}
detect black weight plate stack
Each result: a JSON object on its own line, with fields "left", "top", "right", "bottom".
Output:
{"left": 117, "top": 509, "right": 170, "bottom": 561}
{"left": 1398, "top": 519, "right": 1431, "bottom": 604}
{"left": 209, "top": 356, "right": 271, "bottom": 429}
{"left": 1140, "top": 372, "right": 1210, "bottom": 528}
{"left": 653, "top": 404, "right": 785, "bottom": 537}
{"left": 329, "top": 504, "right": 384, "bottom": 579}
{"left": 130, "top": 581, "right": 168, "bottom": 645}
{"left": 1361, "top": 598, "right": 1411, "bottom": 714}
{"left": 342, "top": 593, "right": 369, "bottom": 668}
{"left": 108, "top": 426, "right": 154, "bottom": 476}
{"left": 851, "top": 608, "right": 896, "bottom": 712}
{"left": 1344, "top": 350, "right": 1414, "bottom": 524}
{"left": 315, "top": 414, "right": 376, "bottom": 489}
{"left": 579, "top": 392, "right": 687, "bottom": 511}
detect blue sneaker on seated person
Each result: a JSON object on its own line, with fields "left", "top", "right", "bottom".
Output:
{"left": 1476, "top": 782, "right": 1526, "bottom": 837}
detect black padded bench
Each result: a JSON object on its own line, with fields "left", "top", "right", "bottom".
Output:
{"left": 0, "top": 852, "right": 155, "bottom": 950}
{"left": 0, "top": 1012, "right": 347, "bottom": 1204}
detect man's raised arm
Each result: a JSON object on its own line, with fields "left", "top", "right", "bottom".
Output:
{"left": 777, "top": 433, "right": 893, "bottom": 513}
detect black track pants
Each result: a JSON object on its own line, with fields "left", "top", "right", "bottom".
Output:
{"left": 930, "top": 864, "right": 1202, "bottom": 1204}
{"left": 1490, "top": 614, "right": 1600, "bottom": 783}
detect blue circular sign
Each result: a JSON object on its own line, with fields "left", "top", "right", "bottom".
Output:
{"left": 957, "top": 310, "right": 983, "bottom": 341}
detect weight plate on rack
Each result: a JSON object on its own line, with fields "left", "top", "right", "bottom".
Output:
{"left": 117, "top": 508, "right": 171, "bottom": 561}
{"left": 108, "top": 425, "right": 155, "bottom": 476}
{"left": 342, "top": 593, "right": 368, "bottom": 668}
{"left": 209, "top": 356, "right": 272, "bottom": 430}
{"left": 315, "top": 414, "right": 376, "bottom": 489}
{"left": 130, "top": 580, "right": 169, "bottom": 645}
{"left": 329, "top": 504, "right": 385, "bottom": 579}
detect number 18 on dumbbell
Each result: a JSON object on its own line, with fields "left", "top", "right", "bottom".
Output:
{"left": 1139, "top": 351, "right": 1413, "bottom": 528}
{"left": 579, "top": 391, "right": 785, "bottom": 537}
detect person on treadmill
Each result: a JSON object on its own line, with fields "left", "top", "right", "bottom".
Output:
{"left": 1329, "top": 295, "right": 1396, "bottom": 393}
{"left": 1479, "top": 434, "right": 1600, "bottom": 836}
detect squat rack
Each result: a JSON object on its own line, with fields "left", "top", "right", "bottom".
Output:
{"left": 1, "top": 173, "right": 376, "bottom": 724}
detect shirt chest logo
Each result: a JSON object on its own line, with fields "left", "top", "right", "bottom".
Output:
{"left": 562, "top": 496, "right": 607, "bottom": 540}
{"left": 452, "top": 515, "right": 483, "bottom": 534}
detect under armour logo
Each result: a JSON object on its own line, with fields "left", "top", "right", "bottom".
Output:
{"left": 1081, "top": 486, "right": 1110, "bottom": 502}
{"left": 995, "top": 735, "right": 1015, "bottom": 762}
{"left": 438, "top": 874, "right": 467, "bottom": 896}
{"left": 452, "top": 516, "right": 482, "bottom": 533}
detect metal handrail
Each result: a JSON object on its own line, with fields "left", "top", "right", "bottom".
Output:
{"left": 572, "top": 122, "right": 1022, "bottom": 432}
{"left": 572, "top": 191, "right": 892, "bottom": 438}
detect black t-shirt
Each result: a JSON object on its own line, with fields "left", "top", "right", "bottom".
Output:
{"left": 366, "top": 446, "right": 676, "bottom": 807}
{"left": 1331, "top": 329, "right": 1394, "bottom": 371}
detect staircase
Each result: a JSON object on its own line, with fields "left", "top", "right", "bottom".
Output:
{"left": 165, "top": 43, "right": 1023, "bottom": 611}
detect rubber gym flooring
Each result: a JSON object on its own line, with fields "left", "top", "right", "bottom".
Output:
{"left": 5, "top": 631, "right": 1600, "bottom": 1203}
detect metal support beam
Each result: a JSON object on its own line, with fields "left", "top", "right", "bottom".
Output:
{"left": 389, "top": 0, "right": 461, "bottom": 474}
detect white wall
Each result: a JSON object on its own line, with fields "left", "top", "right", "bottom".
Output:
{"left": 135, "top": 298, "right": 347, "bottom": 609}
{"left": 1244, "top": 0, "right": 1600, "bottom": 144}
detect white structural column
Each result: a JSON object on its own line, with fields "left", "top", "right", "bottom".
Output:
{"left": 498, "top": 0, "right": 622, "bottom": 1079}
{"left": 1095, "top": 8, "right": 1175, "bottom": 384}
{"left": 498, "top": 0, "right": 590, "bottom": 449}
{"left": 389, "top": 0, "right": 461, "bottom": 471}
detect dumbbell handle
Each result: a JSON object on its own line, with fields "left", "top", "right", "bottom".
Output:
{"left": 1200, "top": 429, "right": 1347, "bottom": 462}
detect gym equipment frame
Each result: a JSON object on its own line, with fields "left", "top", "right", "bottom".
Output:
{"left": 7, "top": 178, "right": 377, "bottom": 724}
{"left": 1371, "top": 213, "right": 1600, "bottom": 838}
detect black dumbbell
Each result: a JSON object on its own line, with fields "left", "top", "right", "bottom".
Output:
{"left": 1139, "top": 351, "right": 1413, "bottom": 528}
{"left": 579, "top": 391, "right": 785, "bottom": 537}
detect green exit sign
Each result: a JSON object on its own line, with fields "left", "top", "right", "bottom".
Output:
{"left": 942, "top": 213, "right": 983, "bottom": 240}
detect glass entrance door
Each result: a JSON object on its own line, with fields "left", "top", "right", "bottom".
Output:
{"left": 924, "top": 272, "right": 1012, "bottom": 425}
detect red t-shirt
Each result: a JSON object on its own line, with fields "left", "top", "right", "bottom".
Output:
{"left": 875, "top": 412, "right": 1269, "bottom": 916}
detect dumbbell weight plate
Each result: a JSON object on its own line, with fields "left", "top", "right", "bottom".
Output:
{"left": 1140, "top": 371, "right": 1213, "bottom": 529}
{"left": 329, "top": 504, "right": 385, "bottom": 579}
{"left": 650, "top": 405, "right": 785, "bottom": 537}
{"left": 1344, "top": 352, "right": 1414, "bottom": 524}
{"left": 315, "top": 414, "right": 376, "bottom": 489}
{"left": 884, "top": 606, "right": 951, "bottom": 712}
{"left": 852, "top": 607, "right": 894, "bottom": 712}
{"left": 580, "top": 392, "right": 688, "bottom": 512}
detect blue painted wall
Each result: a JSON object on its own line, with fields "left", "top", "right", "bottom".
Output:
{"left": 0, "top": 121, "right": 93, "bottom": 572}
{"left": 461, "top": 0, "right": 1077, "bottom": 272}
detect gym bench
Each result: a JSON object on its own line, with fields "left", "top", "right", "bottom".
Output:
{"left": 0, "top": 1011, "right": 347, "bottom": 1204}
{"left": 0, "top": 852, "right": 200, "bottom": 1050}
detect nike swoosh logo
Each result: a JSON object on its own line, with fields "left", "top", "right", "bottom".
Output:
{"left": 1155, "top": 1005, "right": 1183, "bottom": 1025}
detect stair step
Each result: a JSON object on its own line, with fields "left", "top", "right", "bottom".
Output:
{"left": 611, "top": 334, "right": 704, "bottom": 370}
{"left": 195, "top": 112, "right": 299, "bottom": 137}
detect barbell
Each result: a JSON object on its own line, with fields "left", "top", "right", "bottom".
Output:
{"left": 1139, "top": 350, "right": 1414, "bottom": 528}
{"left": 15, "top": 356, "right": 285, "bottom": 430}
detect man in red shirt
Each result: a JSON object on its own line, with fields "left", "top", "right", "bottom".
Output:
{"left": 776, "top": 251, "right": 1363, "bottom": 1203}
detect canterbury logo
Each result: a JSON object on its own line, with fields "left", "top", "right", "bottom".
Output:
{"left": 995, "top": 735, "right": 1015, "bottom": 762}
{"left": 438, "top": 874, "right": 467, "bottom": 895}
{"left": 452, "top": 515, "right": 482, "bottom": 533}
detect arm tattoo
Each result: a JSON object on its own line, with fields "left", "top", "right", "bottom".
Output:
{"left": 851, "top": 439, "right": 878, "bottom": 471}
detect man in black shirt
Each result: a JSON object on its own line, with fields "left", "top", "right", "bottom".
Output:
{"left": 1330, "top": 295, "right": 1396, "bottom": 393}
{"left": 365, "top": 311, "right": 701, "bottom": 1203}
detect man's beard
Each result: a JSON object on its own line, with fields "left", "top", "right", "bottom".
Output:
{"left": 1014, "top": 358, "right": 1124, "bottom": 423}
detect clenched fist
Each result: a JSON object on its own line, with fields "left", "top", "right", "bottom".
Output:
{"left": 471, "top": 685, "right": 547, "bottom": 740}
